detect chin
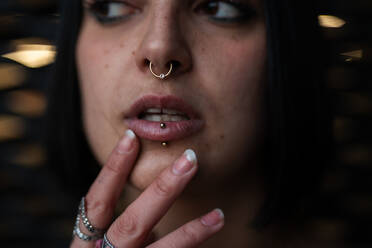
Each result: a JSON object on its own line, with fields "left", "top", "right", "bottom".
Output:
{"left": 128, "top": 141, "right": 190, "bottom": 190}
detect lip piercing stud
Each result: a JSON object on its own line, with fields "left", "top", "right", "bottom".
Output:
{"left": 161, "top": 142, "right": 168, "bottom": 147}
{"left": 160, "top": 123, "right": 166, "bottom": 129}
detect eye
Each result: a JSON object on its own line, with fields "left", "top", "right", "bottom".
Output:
{"left": 86, "top": 0, "right": 139, "bottom": 24}
{"left": 195, "top": 0, "right": 256, "bottom": 23}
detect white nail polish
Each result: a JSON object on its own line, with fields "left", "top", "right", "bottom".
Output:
{"left": 126, "top": 129, "right": 135, "bottom": 139}
{"left": 117, "top": 129, "right": 136, "bottom": 154}
{"left": 184, "top": 149, "right": 197, "bottom": 164}
{"left": 215, "top": 208, "right": 224, "bottom": 219}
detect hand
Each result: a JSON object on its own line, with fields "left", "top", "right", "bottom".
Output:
{"left": 70, "top": 130, "right": 224, "bottom": 248}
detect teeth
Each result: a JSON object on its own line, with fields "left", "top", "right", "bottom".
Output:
{"left": 143, "top": 108, "right": 185, "bottom": 115}
{"left": 143, "top": 115, "right": 162, "bottom": 121}
{"left": 142, "top": 114, "right": 188, "bottom": 122}
{"left": 162, "top": 108, "right": 184, "bottom": 115}
{"left": 146, "top": 108, "right": 162, "bottom": 114}
{"left": 165, "top": 115, "right": 187, "bottom": 121}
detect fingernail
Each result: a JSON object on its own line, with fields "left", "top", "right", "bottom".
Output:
{"left": 117, "top": 129, "right": 136, "bottom": 154}
{"left": 201, "top": 209, "right": 224, "bottom": 226}
{"left": 172, "top": 149, "right": 197, "bottom": 175}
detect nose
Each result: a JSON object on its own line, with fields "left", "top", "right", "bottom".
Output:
{"left": 134, "top": 4, "right": 192, "bottom": 79}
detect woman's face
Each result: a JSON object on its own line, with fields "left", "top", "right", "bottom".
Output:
{"left": 77, "top": 0, "right": 267, "bottom": 192}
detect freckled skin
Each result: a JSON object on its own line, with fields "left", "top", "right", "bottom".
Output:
{"left": 76, "top": 1, "right": 267, "bottom": 194}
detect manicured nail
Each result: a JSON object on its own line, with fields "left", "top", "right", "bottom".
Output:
{"left": 201, "top": 209, "right": 224, "bottom": 226}
{"left": 184, "top": 149, "right": 197, "bottom": 164}
{"left": 172, "top": 149, "right": 197, "bottom": 175}
{"left": 117, "top": 129, "right": 136, "bottom": 154}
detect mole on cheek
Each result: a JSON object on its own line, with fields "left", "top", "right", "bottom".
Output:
{"left": 219, "top": 134, "right": 225, "bottom": 140}
{"left": 132, "top": 51, "right": 136, "bottom": 55}
{"left": 104, "top": 64, "right": 109, "bottom": 69}
{"left": 120, "top": 43, "right": 124, "bottom": 48}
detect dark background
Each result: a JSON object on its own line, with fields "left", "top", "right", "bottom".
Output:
{"left": 0, "top": 0, "right": 371, "bottom": 247}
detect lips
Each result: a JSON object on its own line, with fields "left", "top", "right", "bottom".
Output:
{"left": 124, "top": 95, "right": 204, "bottom": 141}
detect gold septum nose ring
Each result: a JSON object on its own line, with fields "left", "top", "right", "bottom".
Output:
{"left": 149, "top": 61, "right": 173, "bottom": 80}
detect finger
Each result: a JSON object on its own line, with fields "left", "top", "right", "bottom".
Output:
{"left": 147, "top": 209, "right": 225, "bottom": 248}
{"left": 86, "top": 129, "right": 139, "bottom": 227}
{"left": 71, "top": 129, "right": 139, "bottom": 248}
{"left": 107, "top": 149, "right": 198, "bottom": 248}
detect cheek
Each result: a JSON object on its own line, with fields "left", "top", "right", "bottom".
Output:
{"left": 199, "top": 29, "right": 266, "bottom": 122}
{"left": 76, "top": 28, "right": 124, "bottom": 164}
{"left": 76, "top": 24, "right": 139, "bottom": 114}
{"left": 77, "top": 31, "right": 116, "bottom": 97}
{"left": 76, "top": 24, "right": 143, "bottom": 165}
{"left": 194, "top": 29, "right": 267, "bottom": 179}
{"left": 214, "top": 37, "right": 266, "bottom": 98}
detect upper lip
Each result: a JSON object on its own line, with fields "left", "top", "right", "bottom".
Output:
{"left": 124, "top": 95, "right": 200, "bottom": 120}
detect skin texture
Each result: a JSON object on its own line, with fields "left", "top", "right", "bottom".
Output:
{"left": 74, "top": 0, "right": 269, "bottom": 247}
{"left": 77, "top": 0, "right": 267, "bottom": 193}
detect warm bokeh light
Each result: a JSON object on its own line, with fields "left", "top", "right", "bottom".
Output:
{"left": 318, "top": 15, "right": 346, "bottom": 28}
{"left": 0, "top": 115, "right": 25, "bottom": 141}
{"left": 341, "top": 49, "right": 363, "bottom": 61}
{"left": 339, "top": 145, "right": 372, "bottom": 166}
{"left": 0, "top": 64, "right": 26, "bottom": 90}
{"left": 11, "top": 144, "right": 46, "bottom": 168}
{"left": 1, "top": 44, "right": 56, "bottom": 68}
{"left": 307, "top": 219, "right": 347, "bottom": 242}
{"left": 6, "top": 90, "right": 46, "bottom": 117}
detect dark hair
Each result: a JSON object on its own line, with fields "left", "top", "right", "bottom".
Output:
{"left": 47, "top": 0, "right": 332, "bottom": 229}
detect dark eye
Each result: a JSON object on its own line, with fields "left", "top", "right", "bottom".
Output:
{"left": 195, "top": 1, "right": 256, "bottom": 23}
{"left": 87, "top": 0, "right": 139, "bottom": 24}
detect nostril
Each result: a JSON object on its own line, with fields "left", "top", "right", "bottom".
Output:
{"left": 145, "top": 60, "right": 180, "bottom": 75}
{"left": 144, "top": 59, "right": 151, "bottom": 67}
{"left": 169, "top": 61, "right": 180, "bottom": 71}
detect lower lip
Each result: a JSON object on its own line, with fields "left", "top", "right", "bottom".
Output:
{"left": 124, "top": 118, "right": 204, "bottom": 141}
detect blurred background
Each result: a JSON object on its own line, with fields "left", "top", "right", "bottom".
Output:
{"left": 0, "top": 0, "right": 371, "bottom": 247}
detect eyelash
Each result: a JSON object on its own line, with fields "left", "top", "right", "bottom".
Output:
{"left": 195, "top": 0, "right": 257, "bottom": 23}
{"left": 84, "top": 0, "right": 257, "bottom": 25}
{"left": 84, "top": 0, "right": 138, "bottom": 24}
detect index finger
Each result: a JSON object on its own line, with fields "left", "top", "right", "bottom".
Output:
{"left": 71, "top": 129, "right": 139, "bottom": 248}
{"left": 86, "top": 129, "right": 139, "bottom": 228}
